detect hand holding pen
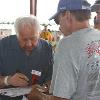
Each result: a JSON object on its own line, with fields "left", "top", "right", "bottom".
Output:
{"left": 7, "top": 72, "right": 29, "bottom": 87}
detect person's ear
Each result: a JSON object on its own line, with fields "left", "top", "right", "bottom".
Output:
{"left": 67, "top": 11, "right": 72, "bottom": 23}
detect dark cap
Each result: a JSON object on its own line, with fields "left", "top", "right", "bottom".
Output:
{"left": 49, "top": 0, "right": 91, "bottom": 20}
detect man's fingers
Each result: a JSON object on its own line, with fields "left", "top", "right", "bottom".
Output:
{"left": 16, "top": 73, "right": 29, "bottom": 82}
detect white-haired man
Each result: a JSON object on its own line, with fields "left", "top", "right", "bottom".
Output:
{"left": 0, "top": 16, "right": 53, "bottom": 100}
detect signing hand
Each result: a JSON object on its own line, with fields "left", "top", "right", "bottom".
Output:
{"left": 26, "top": 84, "right": 45, "bottom": 100}
{"left": 7, "top": 73, "right": 29, "bottom": 87}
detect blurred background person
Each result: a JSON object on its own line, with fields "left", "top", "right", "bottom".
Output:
{"left": 40, "top": 24, "right": 53, "bottom": 43}
{"left": 94, "top": 15, "right": 100, "bottom": 29}
{"left": 40, "top": 24, "right": 57, "bottom": 53}
{"left": 91, "top": 0, "right": 100, "bottom": 29}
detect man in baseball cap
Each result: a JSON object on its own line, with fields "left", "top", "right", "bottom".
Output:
{"left": 91, "top": 0, "right": 100, "bottom": 30}
{"left": 49, "top": 0, "right": 91, "bottom": 25}
{"left": 27, "top": 0, "right": 100, "bottom": 100}
{"left": 49, "top": 0, "right": 91, "bottom": 36}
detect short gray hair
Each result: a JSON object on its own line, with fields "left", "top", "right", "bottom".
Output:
{"left": 14, "top": 15, "right": 41, "bottom": 35}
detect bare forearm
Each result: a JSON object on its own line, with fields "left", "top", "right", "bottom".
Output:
{"left": 0, "top": 76, "right": 6, "bottom": 88}
{"left": 27, "top": 84, "right": 70, "bottom": 100}
{"left": 0, "top": 73, "right": 29, "bottom": 88}
{"left": 0, "top": 75, "right": 12, "bottom": 88}
{"left": 43, "top": 94, "right": 69, "bottom": 100}
{"left": 35, "top": 92, "right": 69, "bottom": 100}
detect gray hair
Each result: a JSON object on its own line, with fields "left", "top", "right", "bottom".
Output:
{"left": 14, "top": 15, "right": 41, "bottom": 35}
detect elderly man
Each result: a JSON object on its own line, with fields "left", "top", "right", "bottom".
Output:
{"left": 91, "top": 0, "right": 100, "bottom": 29}
{"left": 0, "top": 16, "right": 53, "bottom": 100}
{"left": 27, "top": 0, "right": 100, "bottom": 100}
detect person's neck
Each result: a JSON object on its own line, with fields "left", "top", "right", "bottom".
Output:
{"left": 71, "top": 20, "right": 90, "bottom": 32}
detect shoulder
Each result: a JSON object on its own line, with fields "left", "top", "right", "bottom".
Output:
{"left": 0, "top": 35, "right": 17, "bottom": 47}
{"left": 1, "top": 35, "right": 17, "bottom": 42}
{"left": 38, "top": 39, "right": 52, "bottom": 53}
{"left": 39, "top": 38, "right": 52, "bottom": 48}
{"left": 58, "top": 36, "right": 71, "bottom": 47}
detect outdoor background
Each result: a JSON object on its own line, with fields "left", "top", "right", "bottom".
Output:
{"left": 0, "top": 0, "right": 96, "bottom": 32}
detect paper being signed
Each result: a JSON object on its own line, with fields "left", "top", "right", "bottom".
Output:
{"left": 0, "top": 87, "right": 31, "bottom": 97}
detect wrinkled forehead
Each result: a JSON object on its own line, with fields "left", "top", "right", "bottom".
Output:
{"left": 19, "top": 23, "right": 39, "bottom": 33}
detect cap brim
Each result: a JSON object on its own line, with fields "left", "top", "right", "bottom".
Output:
{"left": 49, "top": 12, "right": 59, "bottom": 20}
{"left": 91, "top": 4, "right": 100, "bottom": 12}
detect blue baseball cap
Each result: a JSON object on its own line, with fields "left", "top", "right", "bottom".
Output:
{"left": 91, "top": 0, "right": 100, "bottom": 12}
{"left": 49, "top": 0, "right": 91, "bottom": 20}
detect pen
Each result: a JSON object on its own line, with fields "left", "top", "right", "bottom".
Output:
{"left": 19, "top": 77, "right": 29, "bottom": 82}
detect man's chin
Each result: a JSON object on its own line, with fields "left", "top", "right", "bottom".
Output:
{"left": 26, "top": 49, "right": 33, "bottom": 52}
{"left": 24, "top": 48, "right": 33, "bottom": 52}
